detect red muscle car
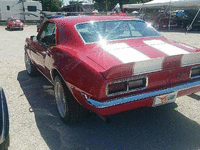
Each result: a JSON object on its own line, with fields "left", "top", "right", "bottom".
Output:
{"left": 24, "top": 16, "right": 200, "bottom": 123}
{"left": 7, "top": 17, "right": 23, "bottom": 31}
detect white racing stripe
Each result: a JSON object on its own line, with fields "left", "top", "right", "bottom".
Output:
{"left": 181, "top": 52, "right": 200, "bottom": 67}
{"left": 143, "top": 40, "right": 189, "bottom": 56}
{"left": 134, "top": 57, "right": 164, "bottom": 75}
{"left": 101, "top": 42, "right": 164, "bottom": 75}
{"left": 179, "top": 43, "right": 196, "bottom": 50}
{"left": 101, "top": 43, "right": 150, "bottom": 63}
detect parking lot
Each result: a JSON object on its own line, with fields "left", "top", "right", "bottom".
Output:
{"left": 0, "top": 25, "right": 200, "bottom": 150}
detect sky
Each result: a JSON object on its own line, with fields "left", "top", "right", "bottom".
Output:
{"left": 64, "top": 0, "right": 70, "bottom": 5}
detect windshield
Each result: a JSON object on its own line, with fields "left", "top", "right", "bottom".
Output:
{"left": 11, "top": 18, "right": 21, "bottom": 22}
{"left": 76, "top": 20, "right": 161, "bottom": 43}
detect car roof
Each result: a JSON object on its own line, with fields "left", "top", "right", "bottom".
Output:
{"left": 46, "top": 15, "right": 142, "bottom": 46}
{"left": 53, "top": 15, "right": 140, "bottom": 26}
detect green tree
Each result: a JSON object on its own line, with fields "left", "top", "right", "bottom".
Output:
{"left": 33, "top": 0, "right": 63, "bottom": 11}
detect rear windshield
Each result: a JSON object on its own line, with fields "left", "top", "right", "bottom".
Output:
{"left": 75, "top": 20, "right": 161, "bottom": 43}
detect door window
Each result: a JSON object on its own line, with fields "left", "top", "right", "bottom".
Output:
{"left": 39, "top": 23, "right": 56, "bottom": 46}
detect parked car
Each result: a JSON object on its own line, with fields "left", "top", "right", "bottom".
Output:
{"left": 153, "top": 16, "right": 179, "bottom": 29}
{"left": 110, "top": 11, "right": 126, "bottom": 16}
{"left": 25, "top": 15, "right": 200, "bottom": 123}
{"left": 37, "top": 15, "right": 64, "bottom": 32}
{"left": 7, "top": 17, "right": 23, "bottom": 31}
{"left": 0, "top": 87, "right": 9, "bottom": 149}
{"left": 149, "top": 12, "right": 179, "bottom": 30}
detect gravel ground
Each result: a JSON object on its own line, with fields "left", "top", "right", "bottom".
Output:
{"left": 0, "top": 25, "right": 200, "bottom": 150}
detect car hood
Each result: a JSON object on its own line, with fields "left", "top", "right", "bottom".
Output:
{"left": 85, "top": 36, "right": 200, "bottom": 78}
{"left": 9, "top": 21, "right": 22, "bottom": 25}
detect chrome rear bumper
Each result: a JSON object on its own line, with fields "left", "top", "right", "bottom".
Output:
{"left": 87, "top": 79, "right": 200, "bottom": 108}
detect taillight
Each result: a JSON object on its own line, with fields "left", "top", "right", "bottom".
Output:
{"left": 191, "top": 66, "right": 200, "bottom": 78}
{"left": 108, "top": 82, "right": 127, "bottom": 95}
{"left": 129, "top": 78, "right": 146, "bottom": 90}
{"left": 107, "top": 77, "right": 147, "bottom": 95}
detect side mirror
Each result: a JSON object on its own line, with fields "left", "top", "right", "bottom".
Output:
{"left": 30, "top": 36, "right": 37, "bottom": 41}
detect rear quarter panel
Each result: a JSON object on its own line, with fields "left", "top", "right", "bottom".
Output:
{"left": 52, "top": 46, "right": 106, "bottom": 101}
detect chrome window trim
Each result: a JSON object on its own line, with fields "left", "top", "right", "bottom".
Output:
{"left": 74, "top": 20, "right": 161, "bottom": 45}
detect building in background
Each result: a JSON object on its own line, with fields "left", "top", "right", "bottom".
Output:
{"left": 60, "top": 1, "right": 94, "bottom": 15}
{"left": 0, "top": 0, "right": 42, "bottom": 21}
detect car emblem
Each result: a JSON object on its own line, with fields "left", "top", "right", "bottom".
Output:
{"left": 158, "top": 95, "right": 168, "bottom": 103}
{"left": 158, "top": 94, "right": 176, "bottom": 103}
{"left": 177, "top": 72, "right": 187, "bottom": 79}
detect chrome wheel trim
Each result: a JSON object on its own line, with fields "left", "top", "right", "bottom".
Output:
{"left": 25, "top": 53, "right": 31, "bottom": 74}
{"left": 55, "top": 81, "right": 67, "bottom": 118}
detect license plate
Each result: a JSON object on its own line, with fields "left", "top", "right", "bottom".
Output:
{"left": 152, "top": 92, "right": 177, "bottom": 107}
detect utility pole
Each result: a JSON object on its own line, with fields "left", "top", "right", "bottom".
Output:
{"left": 106, "top": 0, "right": 107, "bottom": 15}
{"left": 22, "top": 0, "right": 26, "bottom": 24}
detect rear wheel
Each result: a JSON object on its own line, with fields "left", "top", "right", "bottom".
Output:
{"left": 24, "top": 52, "right": 38, "bottom": 76}
{"left": 54, "top": 76, "right": 86, "bottom": 123}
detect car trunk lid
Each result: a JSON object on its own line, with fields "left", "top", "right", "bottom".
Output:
{"left": 85, "top": 37, "right": 198, "bottom": 79}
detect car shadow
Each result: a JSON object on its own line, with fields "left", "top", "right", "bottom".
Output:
{"left": 5, "top": 27, "right": 22, "bottom": 31}
{"left": 5, "top": 27, "right": 11, "bottom": 31}
{"left": 17, "top": 70, "right": 200, "bottom": 150}
{"left": 188, "top": 93, "right": 200, "bottom": 101}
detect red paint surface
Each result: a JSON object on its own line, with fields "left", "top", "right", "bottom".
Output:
{"left": 25, "top": 15, "right": 200, "bottom": 116}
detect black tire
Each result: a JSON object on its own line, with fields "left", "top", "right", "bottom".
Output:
{"left": 7, "top": 26, "right": 11, "bottom": 31}
{"left": 24, "top": 52, "right": 38, "bottom": 76}
{"left": 54, "top": 76, "right": 86, "bottom": 123}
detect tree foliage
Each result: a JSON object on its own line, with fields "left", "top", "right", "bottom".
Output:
{"left": 33, "top": 0, "right": 63, "bottom": 11}
{"left": 94, "top": 0, "right": 151, "bottom": 11}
